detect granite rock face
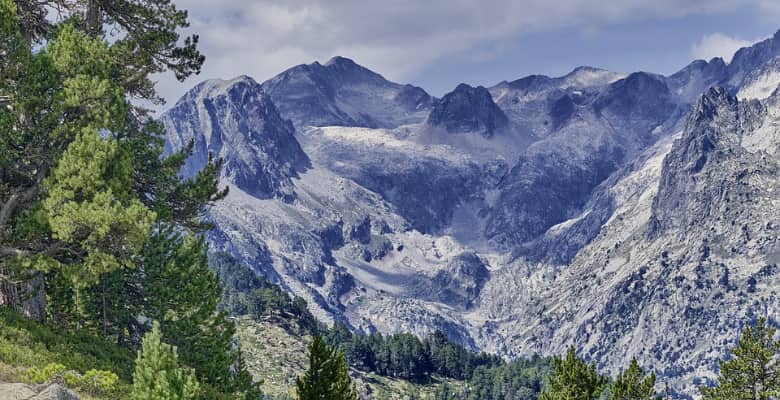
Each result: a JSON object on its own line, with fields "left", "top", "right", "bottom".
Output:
{"left": 161, "top": 76, "right": 309, "bottom": 200}
{"left": 427, "top": 83, "right": 509, "bottom": 137}
{"left": 163, "top": 31, "right": 780, "bottom": 397}
{"left": 0, "top": 383, "right": 80, "bottom": 400}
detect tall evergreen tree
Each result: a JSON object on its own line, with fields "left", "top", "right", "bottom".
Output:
{"left": 700, "top": 318, "right": 780, "bottom": 400}
{"left": 132, "top": 321, "right": 200, "bottom": 400}
{"left": 539, "top": 346, "right": 608, "bottom": 400}
{"left": 296, "top": 336, "right": 358, "bottom": 400}
{"left": 78, "top": 229, "right": 260, "bottom": 399}
{"left": 1, "top": 1, "right": 257, "bottom": 399}
{"left": 609, "top": 358, "right": 657, "bottom": 400}
{"left": 0, "top": 0, "right": 223, "bottom": 319}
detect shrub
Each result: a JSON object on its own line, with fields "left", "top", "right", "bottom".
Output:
{"left": 78, "top": 369, "right": 120, "bottom": 396}
{"left": 22, "top": 362, "right": 119, "bottom": 397}
{"left": 24, "top": 363, "right": 67, "bottom": 384}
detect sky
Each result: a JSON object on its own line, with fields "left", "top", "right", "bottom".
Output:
{"left": 153, "top": 0, "right": 780, "bottom": 109}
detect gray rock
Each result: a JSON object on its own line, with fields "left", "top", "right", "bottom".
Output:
{"left": 33, "top": 384, "right": 79, "bottom": 400}
{"left": 427, "top": 83, "right": 509, "bottom": 137}
{"left": 0, "top": 383, "right": 37, "bottom": 400}
{"left": 161, "top": 30, "right": 780, "bottom": 396}
{"left": 161, "top": 75, "right": 309, "bottom": 200}
{"left": 0, "top": 383, "right": 79, "bottom": 400}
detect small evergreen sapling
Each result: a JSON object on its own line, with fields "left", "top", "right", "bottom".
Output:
{"left": 132, "top": 321, "right": 199, "bottom": 400}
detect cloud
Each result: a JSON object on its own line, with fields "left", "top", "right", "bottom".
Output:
{"left": 151, "top": 0, "right": 766, "bottom": 107}
{"left": 691, "top": 33, "right": 756, "bottom": 63}
{"left": 758, "top": 0, "right": 780, "bottom": 16}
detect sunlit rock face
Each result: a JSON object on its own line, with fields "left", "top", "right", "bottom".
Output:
{"left": 163, "top": 33, "right": 780, "bottom": 397}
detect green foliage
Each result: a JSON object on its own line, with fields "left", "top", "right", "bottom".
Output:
{"left": 452, "top": 355, "right": 553, "bottom": 400}
{"left": 325, "top": 323, "right": 502, "bottom": 383}
{"left": 1, "top": 0, "right": 222, "bottom": 310}
{"left": 23, "top": 362, "right": 67, "bottom": 383}
{"left": 132, "top": 321, "right": 200, "bottom": 400}
{"left": 11, "top": 0, "right": 204, "bottom": 102}
{"left": 0, "top": 308, "right": 134, "bottom": 380}
{"left": 213, "top": 252, "right": 319, "bottom": 333}
{"left": 43, "top": 129, "right": 155, "bottom": 283}
{"left": 700, "top": 318, "right": 780, "bottom": 400}
{"left": 539, "top": 346, "right": 608, "bottom": 400}
{"left": 138, "top": 232, "right": 260, "bottom": 400}
{"left": 22, "top": 363, "right": 119, "bottom": 396}
{"left": 1, "top": 2, "right": 253, "bottom": 399}
{"left": 296, "top": 336, "right": 358, "bottom": 400}
{"left": 75, "top": 369, "right": 121, "bottom": 396}
{"left": 609, "top": 358, "right": 657, "bottom": 400}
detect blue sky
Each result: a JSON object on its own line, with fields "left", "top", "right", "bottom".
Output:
{"left": 155, "top": 0, "right": 780, "bottom": 106}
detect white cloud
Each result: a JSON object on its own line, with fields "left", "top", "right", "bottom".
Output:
{"left": 151, "top": 0, "right": 769, "bottom": 107}
{"left": 691, "top": 33, "right": 756, "bottom": 63}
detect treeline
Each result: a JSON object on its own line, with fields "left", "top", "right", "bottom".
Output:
{"left": 211, "top": 252, "right": 552, "bottom": 397}
{"left": 216, "top": 238, "right": 780, "bottom": 400}
{"left": 446, "top": 356, "right": 553, "bottom": 400}
{"left": 436, "top": 317, "right": 780, "bottom": 400}
{"left": 325, "top": 323, "right": 502, "bottom": 382}
{"left": 212, "top": 252, "right": 319, "bottom": 332}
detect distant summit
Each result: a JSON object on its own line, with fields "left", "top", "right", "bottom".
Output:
{"left": 261, "top": 56, "right": 434, "bottom": 129}
{"left": 427, "top": 83, "right": 508, "bottom": 137}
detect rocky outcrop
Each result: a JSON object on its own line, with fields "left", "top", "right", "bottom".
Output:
{"left": 0, "top": 383, "right": 80, "bottom": 400}
{"left": 161, "top": 76, "right": 310, "bottom": 200}
{"left": 427, "top": 83, "right": 509, "bottom": 137}
{"left": 0, "top": 270, "right": 45, "bottom": 322}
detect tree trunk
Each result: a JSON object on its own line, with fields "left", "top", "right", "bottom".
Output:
{"left": 85, "top": 0, "right": 100, "bottom": 37}
{"left": 0, "top": 267, "right": 45, "bottom": 321}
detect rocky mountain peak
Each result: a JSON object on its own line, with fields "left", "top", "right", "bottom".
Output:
{"left": 561, "top": 66, "right": 624, "bottom": 88}
{"left": 505, "top": 74, "right": 554, "bottom": 92}
{"left": 688, "top": 86, "right": 738, "bottom": 126}
{"left": 324, "top": 55, "right": 359, "bottom": 68}
{"left": 649, "top": 86, "right": 767, "bottom": 237}
{"left": 593, "top": 72, "right": 675, "bottom": 130}
{"left": 426, "top": 83, "right": 509, "bottom": 137}
{"left": 317, "top": 56, "right": 387, "bottom": 85}
{"left": 161, "top": 28, "right": 780, "bottom": 398}
{"left": 162, "top": 76, "right": 309, "bottom": 200}
{"left": 261, "top": 56, "right": 433, "bottom": 129}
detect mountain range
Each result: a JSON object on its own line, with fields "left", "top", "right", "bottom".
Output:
{"left": 161, "top": 30, "right": 780, "bottom": 397}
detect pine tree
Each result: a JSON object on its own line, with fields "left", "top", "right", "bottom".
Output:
{"left": 700, "top": 318, "right": 780, "bottom": 400}
{"left": 12, "top": 0, "right": 204, "bottom": 103}
{"left": 0, "top": 0, "right": 223, "bottom": 318}
{"left": 539, "top": 346, "right": 608, "bottom": 400}
{"left": 132, "top": 321, "right": 200, "bottom": 400}
{"left": 1, "top": 2, "right": 256, "bottom": 399}
{"left": 296, "top": 336, "right": 359, "bottom": 400}
{"left": 84, "top": 230, "right": 258, "bottom": 399}
{"left": 609, "top": 358, "right": 657, "bottom": 400}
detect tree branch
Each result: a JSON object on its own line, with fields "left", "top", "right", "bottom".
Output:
{"left": 0, "top": 246, "right": 28, "bottom": 258}
{"left": 0, "top": 182, "right": 39, "bottom": 233}
{"left": 0, "top": 164, "right": 48, "bottom": 235}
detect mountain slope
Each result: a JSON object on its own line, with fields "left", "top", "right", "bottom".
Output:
{"left": 481, "top": 87, "right": 780, "bottom": 397}
{"left": 162, "top": 29, "right": 780, "bottom": 398}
